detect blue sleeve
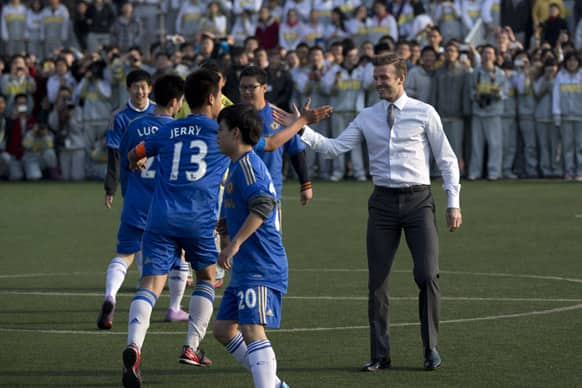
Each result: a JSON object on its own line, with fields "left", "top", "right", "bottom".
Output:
{"left": 238, "top": 166, "right": 272, "bottom": 204}
{"left": 143, "top": 126, "right": 163, "bottom": 157}
{"left": 253, "top": 136, "right": 266, "bottom": 152}
{"left": 283, "top": 133, "right": 306, "bottom": 156}
{"left": 106, "top": 115, "right": 122, "bottom": 149}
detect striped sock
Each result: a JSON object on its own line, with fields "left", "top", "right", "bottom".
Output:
{"left": 168, "top": 262, "right": 189, "bottom": 311}
{"left": 185, "top": 281, "right": 215, "bottom": 349}
{"left": 247, "top": 339, "right": 277, "bottom": 388}
{"left": 104, "top": 257, "right": 128, "bottom": 302}
{"left": 225, "top": 332, "right": 250, "bottom": 371}
{"left": 127, "top": 288, "right": 158, "bottom": 349}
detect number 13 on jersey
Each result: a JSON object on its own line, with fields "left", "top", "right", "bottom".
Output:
{"left": 170, "top": 140, "right": 208, "bottom": 181}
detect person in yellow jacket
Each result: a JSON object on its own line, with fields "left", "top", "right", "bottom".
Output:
{"left": 533, "top": 0, "right": 566, "bottom": 27}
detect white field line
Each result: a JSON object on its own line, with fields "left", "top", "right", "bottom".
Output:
{"left": 0, "top": 289, "right": 581, "bottom": 303}
{"left": 2, "top": 269, "right": 581, "bottom": 285}
{"left": 1, "top": 303, "right": 581, "bottom": 336}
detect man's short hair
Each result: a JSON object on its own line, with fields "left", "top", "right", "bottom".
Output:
{"left": 184, "top": 69, "right": 220, "bottom": 110}
{"left": 239, "top": 66, "right": 267, "bottom": 85}
{"left": 217, "top": 104, "right": 263, "bottom": 146}
{"left": 372, "top": 53, "right": 407, "bottom": 79}
{"left": 199, "top": 58, "right": 227, "bottom": 78}
{"left": 153, "top": 74, "right": 185, "bottom": 107}
{"left": 126, "top": 69, "right": 151, "bottom": 88}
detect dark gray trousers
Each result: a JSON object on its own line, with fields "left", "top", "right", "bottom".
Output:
{"left": 366, "top": 185, "right": 440, "bottom": 361}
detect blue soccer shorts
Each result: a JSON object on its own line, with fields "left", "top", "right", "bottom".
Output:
{"left": 116, "top": 222, "right": 143, "bottom": 254}
{"left": 141, "top": 231, "right": 217, "bottom": 276}
{"left": 216, "top": 285, "right": 282, "bottom": 328}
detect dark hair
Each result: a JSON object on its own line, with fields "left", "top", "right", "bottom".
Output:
{"left": 421, "top": 46, "right": 437, "bottom": 57}
{"left": 372, "top": 53, "right": 408, "bottom": 79}
{"left": 239, "top": 66, "right": 267, "bottom": 85}
{"left": 153, "top": 74, "right": 185, "bottom": 107}
{"left": 184, "top": 69, "right": 220, "bottom": 110}
{"left": 200, "top": 58, "right": 227, "bottom": 78}
{"left": 14, "top": 93, "right": 28, "bottom": 102}
{"left": 126, "top": 69, "right": 151, "bottom": 88}
{"left": 217, "top": 104, "right": 263, "bottom": 146}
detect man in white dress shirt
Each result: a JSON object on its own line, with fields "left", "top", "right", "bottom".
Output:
{"left": 298, "top": 53, "right": 463, "bottom": 371}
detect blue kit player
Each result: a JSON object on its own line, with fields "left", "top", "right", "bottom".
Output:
{"left": 239, "top": 66, "right": 313, "bottom": 216}
{"left": 97, "top": 70, "right": 168, "bottom": 330}
{"left": 213, "top": 104, "right": 291, "bottom": 388}
{"left": 104, "top": 69, "right": 156, "bottom": 209}
{"left": 122, "top": 70, "right": 229, "bottom": 387}
{"left": 97, "top": 74, "right": 190, "bottom": 330}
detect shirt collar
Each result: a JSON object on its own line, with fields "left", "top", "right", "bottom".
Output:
{"left": 386, "top": 92, "right": 408, "bottom": 111}
{"left": 127, "top": 99, "right": 152, "bottom": 113}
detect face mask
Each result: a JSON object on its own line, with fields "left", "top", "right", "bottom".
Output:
{"left": 17, "top": 105, "right": 27, "bottom": 113}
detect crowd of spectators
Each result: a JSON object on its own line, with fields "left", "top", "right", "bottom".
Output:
{"left": 1, "top": 0, "right": 582, "bottom": 182}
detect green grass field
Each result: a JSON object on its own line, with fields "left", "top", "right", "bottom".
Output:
{"left": 1, "top": 180, "right": 581, "bottom": 387}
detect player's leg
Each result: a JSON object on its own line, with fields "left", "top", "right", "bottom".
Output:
{"left": 238, "top": 286, "right": 285, "bottom": 388}
{"left": 214, "top": 286, "right": 250, "bottom": 370}
{"left": 214, "top": 230, "right": 225, "bottom": 288}
{"left": 179, "top": 235, "right": 217, "bottom": 366}
{"left": 123, "top": 231, "right": 177, "bottom": 387}
{"left": 97, "top": 223, "right": 141, "bottom": 330}
{"left": 214, "top": 285, "right": 286, "bottom": 387}
{"left": 165, "top": 254, "right": 189, "bottom": 322}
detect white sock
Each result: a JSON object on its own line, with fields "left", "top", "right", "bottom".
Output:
{"left": 135, "top": 251, "right": 143, "bottom": 279}
{"left": 186, "top": 281, "right": 215, "bottom": 349}
{"left": 226, "top": 333, "right": 282, "bottom": 385}
{"left": 104, "top": 257, "right": 129, "bottom": 302}
{"left": 168, "top": 262, "right": 189, "bottom": 311}
{"left": 225, "top": 332, "right": 251, "bottom": 371}
{"left": 127, "top": 288, "right": 157, "bottom": 349}
{"left": 247, "top": 339, "right": 277, "bottom": 388}
{"left": 216, "top": 264, "right": 225, "bottom": 280}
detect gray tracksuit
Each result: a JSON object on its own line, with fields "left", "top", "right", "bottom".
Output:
{"left": 501, "top": 72, "right": 518, "bottom": 177}
{"left": 1, "top": 4, "right": 27, "bottom": 57}
{"left": 534, "top": 75, "right": 562, "bottom": 177}
{"left": 515, "top": 70, "right": 538, "bottom": 177}
{"left": 469, "top": 66, "right": 506, "bottom": 179}
{"left": 552, "top": 68, "right": 582, "bottom": 178}
{"left": 321, "top": 63, "right": 367, "bottom": 180}
{"left": 433, "top": 62, "right": 471, "bottom": 162}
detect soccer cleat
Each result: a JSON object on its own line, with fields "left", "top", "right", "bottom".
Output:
{"left": 178, "top": 345, "right": 212, "bottom": 367}
{"left": 214, "top": 278, "right": 224, "bottom": 289}
{"left": 97, "top": 296, "right": 115, "bottom": 330}
{"left": 122, "top": 343, "right": 142, "bottom": 388}
{"left": 164, "top": 308, "right": 189, "bottom": 322}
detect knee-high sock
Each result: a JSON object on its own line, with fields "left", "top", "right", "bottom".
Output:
{"left": 225, "top": 333, "right": 282, "bottom": 386}
{"left": 247, "top": 339, "right": 277, "bottom": 388}
{"left": 185, "top": 281, "right": 214, "bottom": 349}
{"left": 104, "top": 257, "right": 129, "bottom": 302}
{"left": 168, "top": 262, "right": 189, "bottom": 311}
{"left": 127, "top": 288, "right": 157, "bottom": 349}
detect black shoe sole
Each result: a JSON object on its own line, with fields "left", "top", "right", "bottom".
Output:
{"left": 97, "top": 301, "right": 114, "bottom": 330}
{"left": 122, "top": 348, "right": 141, "bottom": 388}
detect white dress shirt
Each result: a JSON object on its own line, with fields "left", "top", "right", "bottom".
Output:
{"left": 301, "top": 92, "right": 461, "bottom": 208}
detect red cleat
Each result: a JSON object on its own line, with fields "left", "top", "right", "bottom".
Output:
{"left": 178, "top": 345, "right": 212, "bottom": 367}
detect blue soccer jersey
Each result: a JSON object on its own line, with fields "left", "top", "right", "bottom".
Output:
{"left": 222, "top": 151, "right": 288, "bottom": 293}
{"left": 106, "top": 100, "right": 155, "bottom": 150}
{"left": 254, "top": 103, "right": 306, "bottom": 199}
{"left": 142, "top": 114, "right": 230, "bottom": 238}
{"left": 118, "top": 113, "right": 173, "bottom": 229}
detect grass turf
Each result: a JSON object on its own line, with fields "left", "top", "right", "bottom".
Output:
{"left": 0, "top": 180, "right": 581, "bottom": 387}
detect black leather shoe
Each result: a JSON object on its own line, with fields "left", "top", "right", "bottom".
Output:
{"left": 424, "top": 348, "right": 442, "bottom": 370}
{"left": 361, "top": 358, "right": 392, "bottom": 372}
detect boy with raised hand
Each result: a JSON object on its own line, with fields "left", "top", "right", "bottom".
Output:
{"left": 97, "top": 74, "right": 189, "bottom": 331}
{"left": 213, "top": 103, "right": 291, "bottom": 388}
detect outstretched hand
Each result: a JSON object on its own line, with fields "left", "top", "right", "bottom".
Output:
{"left": 272, "top": 98, "right": 333, "bottom": 127}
